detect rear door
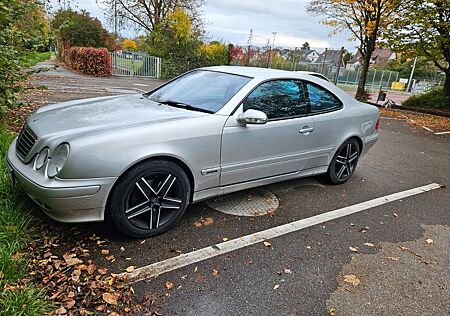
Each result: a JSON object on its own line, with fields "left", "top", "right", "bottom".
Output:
{"left": 220, "top": 79, "right": 315, "bottom": 186}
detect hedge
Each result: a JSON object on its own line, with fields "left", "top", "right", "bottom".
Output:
{"left": 64, "top": 46, "right": 111, "bottom": 77}
{"left": 402, "top": 88, "right": 450, "bottom": 110}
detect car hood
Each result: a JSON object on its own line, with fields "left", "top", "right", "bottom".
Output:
{"left": 28, "top": 94, "right": 206, "bottom": 139}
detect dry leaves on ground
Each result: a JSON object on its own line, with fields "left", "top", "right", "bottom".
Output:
{"left": 343, "top": 274, "right": 360, "bottom": 286}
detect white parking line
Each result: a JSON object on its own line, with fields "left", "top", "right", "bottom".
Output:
{"left": 121, "top": 183, "right": 442, "bottom": 282}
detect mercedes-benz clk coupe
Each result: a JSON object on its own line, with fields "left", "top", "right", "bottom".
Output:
{"left": 6, "top": 66, "right": 379, "bottom": 238}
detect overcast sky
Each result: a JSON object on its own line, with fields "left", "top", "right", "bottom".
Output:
{"left": 49, "top": 0, "right": 356, "bottom": 51}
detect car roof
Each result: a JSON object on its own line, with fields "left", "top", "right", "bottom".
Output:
{"left": 199, "top": 66, "right": 313, "bottom": 80}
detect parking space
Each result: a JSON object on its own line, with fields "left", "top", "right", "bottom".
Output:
{"left": 15, "top": 64, "right": 450, "bottom": 315}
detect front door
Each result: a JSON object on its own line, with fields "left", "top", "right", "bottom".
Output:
{"left": 220, "top": 79, "right": 315, "bottom": 186}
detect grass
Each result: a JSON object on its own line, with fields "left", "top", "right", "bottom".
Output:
{"left": 0, "top": 125, "right": 51, "bottom": 315}
{"left": 20, "top": 51, "right": 51, "bottom": 68}
{"left": 113, "top": 56, "right": 144, "bottom": 74}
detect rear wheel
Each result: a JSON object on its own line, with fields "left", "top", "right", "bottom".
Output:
{"left": 325, "top": 139, "right": 360, "bottom": 185}
{"left": 109, "top": 160, "right": 191, "bottom": 238}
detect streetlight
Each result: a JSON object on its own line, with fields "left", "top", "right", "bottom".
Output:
{"left": 268, "top": 31, "right": 277, "bottom": 68}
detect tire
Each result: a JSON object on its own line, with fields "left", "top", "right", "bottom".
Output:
{"left": 109, "top": 160, "right": 191, "bottom": 238}
{"left": 324, "top": 138, "right": 360, "bottom": 185}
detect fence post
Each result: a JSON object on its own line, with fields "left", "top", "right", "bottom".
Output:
{"left": 387, "top": 71, "right": 392, "bottom": 89}
{"left": 156, "top": 57, "right": 161, "bottom": 79}
{"left": 379, "top": 70, "right": 385, "bottom": 89}
{"left": 371, "top": 69, "right": 377, "bottom": 88}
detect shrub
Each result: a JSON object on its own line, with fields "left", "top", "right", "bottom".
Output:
{"left": 402, "top": 88, "right": 450, "bottom": 109}
{"left": 65, "top": 47, "right": 111, "bottom": 77}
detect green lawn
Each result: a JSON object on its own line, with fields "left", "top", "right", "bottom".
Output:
{"left": 0, "top": 126, "right": 51, "bottom": 315}
{"left": 20, "top": 51, "right": 51, "bottom": 68}
{"left": 113, "top": 56, "right": 144, "bottom": 74}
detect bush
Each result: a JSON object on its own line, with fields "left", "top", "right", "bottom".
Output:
{"left": 402, "top": 88, "right": 450, "bottom": 109}
{"left": 65, "top": 47, "right": 111, "bottom": 77}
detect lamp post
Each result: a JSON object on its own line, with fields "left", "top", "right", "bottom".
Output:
{"left": 268, "top": 32, "right": 277, "bottom": 68}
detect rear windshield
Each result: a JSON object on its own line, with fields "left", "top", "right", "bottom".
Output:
{"left": 147, "top": 70, "right": 251, "bottom": 113}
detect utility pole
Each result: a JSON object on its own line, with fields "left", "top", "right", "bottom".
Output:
{"left": 268, "top": 32, "right": 277, "bottom": 68}
{"left": 320, "top": 48, "right": 328, "bottom": 74}
{"left": 406, "top": 57, "right": 417, "bottom": 93}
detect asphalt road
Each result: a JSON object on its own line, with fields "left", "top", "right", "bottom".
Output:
{"left": 20, "top": 62, "right": 450, "bottom": 315}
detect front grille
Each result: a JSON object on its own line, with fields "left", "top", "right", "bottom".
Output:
{"left": 16, "top": 123, "right": 37, "bottom": 161}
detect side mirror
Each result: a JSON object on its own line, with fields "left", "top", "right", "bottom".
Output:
{"left": 237, "top": 109, "right": 268, "bottom": 125}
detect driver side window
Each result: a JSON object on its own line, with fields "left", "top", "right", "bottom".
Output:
{"left": 243, "top": 80, "right": 307, "bottom": 120}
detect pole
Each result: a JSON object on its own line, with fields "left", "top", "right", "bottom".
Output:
{"left": 406, "top": 57, "right": 417, "bottom": 93}
{"left": 334, "top": 47, "right": 344, "bottom": 85}
{"left": 292, "top": 47, "right": 298, "bottom": 71}
{"left": 320, "top": 48, "right": 328, "bottom": 74}
{"left": 268, "top": 32, "right": 277, "bottom": 68}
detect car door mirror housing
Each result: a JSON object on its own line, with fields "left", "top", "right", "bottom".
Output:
{"left": 237, "top": 109, "right": 268, "bottom": 125}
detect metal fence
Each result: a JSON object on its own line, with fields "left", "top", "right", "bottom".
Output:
{"left": 110, "top": 51, "right": 162, "bottom": 78}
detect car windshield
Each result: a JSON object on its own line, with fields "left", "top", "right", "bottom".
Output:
{"left": 146, "top": 70, "right": 251, "bottom": 113}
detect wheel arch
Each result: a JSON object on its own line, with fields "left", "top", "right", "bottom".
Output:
{"left": 105, "top": 155, "right": 196, "bottom": 217}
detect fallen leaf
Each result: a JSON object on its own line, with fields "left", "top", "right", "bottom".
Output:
{"left": 63, "top": 253, "right": 83, "bottom": 267}
{"left": 108, "top": 313, "right": 120, "bottom": 316}
{"left": 106, "top": 255, "right": 115, "bottom": 261}
{"left": 426, "top": 239, "right": 433, "bottom": 244}
{"left": 306, "top": 246, "right": 312, "bottom": 250}
{"left": 98, "top": 267, "right": 108, "bottom": 275}
{"left": 222, "top": 237, "right": 229, "bottom": 242}
{"left": 349, "top": 246, "right": 358, "bottom": 253}
{"left": 393, "top": 213, "right": 399, "bottom": 218}
{"left": 284, "top": 268, "right": 292, "bottom": 274}
{"left": 64, "top": 299, "right": 76, "bottom": 309}
{"left": 273, "top": 284, "right": 280, "bottom": 290}
{"left": 212, "top": 269, "right": 219, "bottom": 276}
{"left": 363, "top": 242, "right": 375, "bottom": 247}
{"left": 165, "top": 281, "right": 174, "bottom": 290}
{"left": 328, "top": 307, "right": 337, "bottom": 316}
{"left": 387, "top": 256, "right": 400, "bottom": 261}
{"left": 101, "top": 249, "right": 110, "bottom": 255}
{"left": 263, "top": 241, "right": 272, "bottom": 247}
{"left": 343, "top": 274, "right": 360, "bottom": 286}
{"left": 194, "top": 266, "right": 198, "bottom": 272}
{"left": 96, "top": 305, "right": 106, "bottom": 311}
{"left": 54, "top": 306, "right": 67, "bottom": 315}
{"left": 102, "top": 292, "right": 119, "bottom": 305}
{"left": 124, "top": 307, "right": 131, "bottom": 313}
{"left": 125, "top": 266, "right": 135, "bottom": 273}
{"left": 398, "top": 246, "right": 408, "bottom": 251}
{"left": 120, "top": 247, "right": 125, "bottom": 252}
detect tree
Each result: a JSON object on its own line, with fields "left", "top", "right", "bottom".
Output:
{"left": 301, "top": 42, "right": 310, "bottom": 51}
{"left": 122, "top": 38, "right": 137, "bottom": 50}
{"left": 386, "top": 0, "right": 450, "bottom": 97}
{"left": 51, "top": 9, "right": 114, "bottom": 51}
{"left": 0, "top": 0, "right": 48, "bottom": 110}
{"left": 99, "top": 0, "right": 204, "bottom": 33}
{"left": 308, "top": 0, "right": 403, "bottom": 101}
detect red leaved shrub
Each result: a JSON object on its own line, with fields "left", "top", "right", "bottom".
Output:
{"left": 64, "top": 47, "right": 111, "bottom": 77}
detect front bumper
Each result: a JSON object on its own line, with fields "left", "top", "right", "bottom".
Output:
{"left": 6, "top": 139, "right": 117, "bottom": 223}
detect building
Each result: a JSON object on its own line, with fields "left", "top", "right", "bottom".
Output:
{"left": 316, "top": 49, "right": 346, "bottom": 67}
{"left": 346, "top": 48, "right": 397, "bottom": 70}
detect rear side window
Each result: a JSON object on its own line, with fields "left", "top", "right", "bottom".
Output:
{"left": 243, "top": 80, "right": 308, "bottom": 119}
{"left": 306, "top": 83, "right": 342, "bottom": 113}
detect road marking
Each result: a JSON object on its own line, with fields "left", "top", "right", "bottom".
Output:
{"left": 435, "top": 131, "right": 450, "bottom": 135}
{"left": 133, "top": 83, "right": 150, "bottom": 87}
{"left": 121, "top": 183, "right": 442, "bottom": 282}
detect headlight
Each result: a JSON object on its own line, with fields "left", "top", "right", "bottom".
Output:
{"left": 47, "top": 143, "right": 70, "bottom": 178}
{"left": 34, "top": 148, "right": 49, "bottom": 170}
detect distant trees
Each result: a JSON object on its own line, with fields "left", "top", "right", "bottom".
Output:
{"left": 122, "top": 39, "right": 138, "bottom": 51}
{"left": 308, "top": 0, "right": 403, "bottom": 101}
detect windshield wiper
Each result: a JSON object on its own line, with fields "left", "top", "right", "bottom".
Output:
{"left": 156, "top": 99, "right": 214, "bottom": 114}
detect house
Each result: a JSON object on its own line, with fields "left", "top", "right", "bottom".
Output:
{"left": 316, "top": 49, "right": 346, "bottom": 67}
{"left": 346, "top": 48, "right": 397, "bottom": 70}
{"left": 296, "top": 49, "right": 320, "bottom": 63}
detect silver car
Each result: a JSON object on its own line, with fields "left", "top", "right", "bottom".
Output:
{"left": 6, "top": 66, "right": 379, "bottom": 238}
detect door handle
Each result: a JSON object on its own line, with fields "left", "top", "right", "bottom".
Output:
{"left": 299, "top": 126, "right": 314, "bottom": 134}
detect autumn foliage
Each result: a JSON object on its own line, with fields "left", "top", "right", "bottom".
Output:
{"left": 65, "top": 47, "right": 112, "bottom": 77}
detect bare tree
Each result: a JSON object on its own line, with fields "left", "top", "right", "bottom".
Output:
{"left": 97, "top": 0, "right": 204, "bottom": 33}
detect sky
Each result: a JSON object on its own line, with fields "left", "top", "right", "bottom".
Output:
{"left": 49, "top": 0, "right": 356, "bottom": 52}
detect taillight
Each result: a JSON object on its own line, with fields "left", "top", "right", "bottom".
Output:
{"left": 375, "top": 118, "right": 380, "bottom": 130}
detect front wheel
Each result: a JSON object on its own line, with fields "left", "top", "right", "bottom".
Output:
{"left": 325, "top": 139, "right": 360, "bottom": 185}
{"left": 109, "top": 160, "right": 191, "bottom": 238}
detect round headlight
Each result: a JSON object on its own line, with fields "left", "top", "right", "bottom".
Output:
{"left": 34, "top": 148, "right": 49, "bottom": 170}
{"left": 47, "top": 143, "right": 70, "bottom": 178}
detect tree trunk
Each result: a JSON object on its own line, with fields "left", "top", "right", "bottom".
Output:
{"left": 355, "top": 39, "right": 376, "bottom": 101}
{"left": 444, "top": 71, "right": 450, "bottom": 97}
